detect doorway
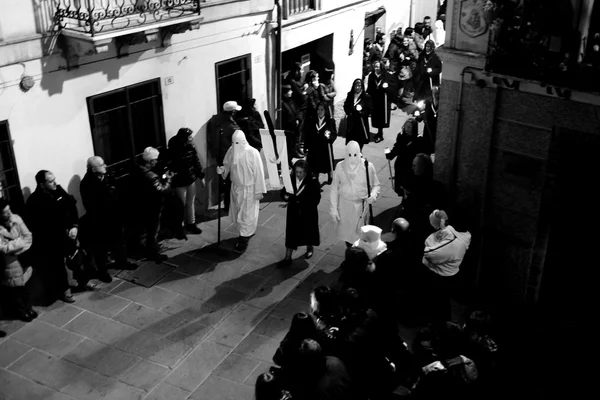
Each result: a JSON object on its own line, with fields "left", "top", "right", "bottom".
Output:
{"left": 215, "top": 55, "right": 252, "bottom": 112}
{"left": 0, "top": 121, "right": 24, "bottom": 213}
{"left": 282, "top": 34, "right": 334, "bottom": 79}
{"left": 539, "top": 128, "right": 598, "bottom": 321}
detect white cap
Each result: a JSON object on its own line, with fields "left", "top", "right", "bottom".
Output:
{"left": 142, "top": 147, "right": 159, "bottom": 162}
{"left": 223, "top": 101, "right": 242, "bottom": 112}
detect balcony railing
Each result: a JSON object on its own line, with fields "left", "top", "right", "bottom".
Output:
{"left": 282, "top": 0, "right": 316, "bottom": 20}
{"left": 54, "top": 0, "right": 201, "bottom": 37}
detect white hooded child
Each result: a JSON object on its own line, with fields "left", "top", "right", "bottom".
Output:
{"left": 217, "top": 130, "right": 267, "bottom": 252}
{"left": 330, "top": 140, "right": 381, "bottom": 246}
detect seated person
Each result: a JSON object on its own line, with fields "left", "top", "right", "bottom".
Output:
{"left": 273, "top": 312, "right": 318, "bottom": 369}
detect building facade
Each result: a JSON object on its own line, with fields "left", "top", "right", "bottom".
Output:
{"left": 435, "top": 0, "right": 600, "bottom": 314}
{"left": 0, "top": 0, "right": 423, "bottom": 216}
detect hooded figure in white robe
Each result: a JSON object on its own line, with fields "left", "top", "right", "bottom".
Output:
{"left": 219, "top": 131, "right": 267, "bottom": 244}
{"left": 330, "top": 141, "right": 381, "bottom": 244}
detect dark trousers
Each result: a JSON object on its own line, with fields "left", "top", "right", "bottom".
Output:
{"left": 90, "top": 226, "right": 128, "bottom": 271}
{"left": 1, "top": 285, "right": 32, "bottom": 316}
{"left": 31, "top": 250, "right": 69, "bottom": 304}
{"left": 144, "top": 210, "right": 162, "bottom": 256}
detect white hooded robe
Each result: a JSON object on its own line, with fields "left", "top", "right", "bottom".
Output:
{"left": 222, "top": 131, "right": 267, "bottom": 237}
{"left": 330, "top": 141, "right": 381, "bottom": 243}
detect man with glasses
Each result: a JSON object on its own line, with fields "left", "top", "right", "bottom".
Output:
{"left": 25, "top": 170, "right": 79, "bottom": 304}
{"left": 80, "top": 156, "right": 138, "bottom": 283}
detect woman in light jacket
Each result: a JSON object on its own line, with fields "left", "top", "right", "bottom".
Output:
{"left": 0, "top": 199, "right": 37, "bottom": 322}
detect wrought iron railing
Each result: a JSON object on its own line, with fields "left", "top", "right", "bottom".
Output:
{"left": 282, "top": 0, "right": 316, "bottom": 20}
{"left": 53, "top": 0, "right": 201, "bottom": 36}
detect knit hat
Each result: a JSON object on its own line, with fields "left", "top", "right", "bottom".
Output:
{"left": 429, "top": 209, "right": 448, "bottom": 230}
{"left": 142, "top": 147, "right": 159, "bottom": 162}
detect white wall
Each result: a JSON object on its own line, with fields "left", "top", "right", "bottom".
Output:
{"left": 0, "top": 13, "right": 270, "bottom": 210}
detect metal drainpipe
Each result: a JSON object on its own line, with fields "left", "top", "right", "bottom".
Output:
{"left": 275, "top": 0, "right": 283, "bottom": 129}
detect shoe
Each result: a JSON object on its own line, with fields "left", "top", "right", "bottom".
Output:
{"left": 17, "top": 310, "right": 34, "bottom": 322}
{"left": 175, "top": 230, "right": 188, "bottom": 240}
{"left": 305, "top": 249, "right": 314, "bottom": 259}
{"left": 0, "top": 331, "right": 6, "bottom": 338}
{"left": 61, "top": 294, "right": 76, "bottom": 304}
{"left": 185, "top": 224, "right": 203, "bottom": 234}
{"left": 277, "top": 259, "right": 292, "bottom": 268}
{"left": 27, "top": 309, "right": 39, "bottom": 319}
{"left": 75, "top": 281, "right": 99, "bottom": 292}
{"left": 233, "top": 241, "right": 248, "bottom": 254}
{"left": 97, "top": 271, "right": 113, "bottom": 283}
{"left": 326, "top": 176, "right": 333, "bottom": 185}
{"left": 374, "top": 135, "right": 384, "bottom": 143}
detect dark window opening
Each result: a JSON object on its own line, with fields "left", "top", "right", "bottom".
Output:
{"left": 87, "top": 79, "right": 166, "bottom": 179}
{"left": 0, "top": 121, "right": 24, "bottom": 213}
{"left": 215, "top": 55, "right": 252, "bottom": 112}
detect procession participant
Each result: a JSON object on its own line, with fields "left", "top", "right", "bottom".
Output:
{"left": 366, "top": 60, "right": 392, "bottom": 143}
{"left": 343, "top": 79, "right": 372, "bottom": 149}
{"left": 279, "top": 160, "right": 321, "bottom": 267}
{"left": 217, "top": 130, "right": 267, "bottom": 253}
{"left": 330, "top": 141, "right": 380, "bottom": 248}
{"left": 305, "top": 102, "right": 337, "bottom": 184}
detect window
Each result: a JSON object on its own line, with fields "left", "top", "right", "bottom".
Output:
{"left": 0, "top": 121, "right": 24, "bottom": 211}
{"left": 87, "top": 79, "right": 166, "bottom": 178}
{"left": 215, "top": 55, "right": 252, "bottom": 111}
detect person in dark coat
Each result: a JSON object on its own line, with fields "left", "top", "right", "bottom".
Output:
{"left": 343, "top": 78, "right": 372, "bottom": 149}
{"left": 236, "top": 98, "right": 264, "bottom": 151}
{"left": 385, "top": 118, "right": 431, "bottom": 197}
{"left": 26, "top": 170, "right": 79, "bottom": 304}
{"left": 79, "top": 156, "right": 137, "bottom": 284}
{"left": 278, "top": 160, "right": 321, "bottom": 267}
{"left": 305, "top": 102, "right": 337, "bottom": 184}
{"left": 414, "top": 40, "right": 442, "bottom": 103}
{"left": 285, "top": 62, "right": 308, "bottom": 157}
{"left": 321, "top": 68, "right": 337, "bottom": 118}
{"left": 305, "top": 70, "right": 328, "bottom": 123}
{"left": 207, "top": 101, "right": 241, "bottom": 212}
{"left": 273, "top": 312, "right": 318, "bottom": 369}
{"left": 366, "top": 60, "right": 393, "bottom": 143}
{"left": 281, "top": 84, "right": 302, "bottom": 161}
{"left": 167, "top": 128, "right": 205, "bottom": 235}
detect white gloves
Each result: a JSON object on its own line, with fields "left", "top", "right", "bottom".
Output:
{"left": 331, "top": 210, "right": 340, "bottom": 222}
{"left": 324, "top": 130, "right": 331, "bottom": 139}
{"left": 367, "top": 195, "right": 377, "bottom": 205}
{"left": 356, "top": 104, "right": 363, "bottom": 112}
{"left": 254, "top": 193, "right": 264, "bottom": 201}
{"left": 216, "top": 166, "right": 225, "bottom": 175}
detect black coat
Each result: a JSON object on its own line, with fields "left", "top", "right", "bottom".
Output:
{"left": 207, "top": 112, "right": 240, "bottom": 164}
{"left": 80, "top": 172, "right": 123, "bottom": 236}
{"left": 25, "top": 185, "right": 78, "bottom": 253}
{"left": 305, "top": 115, "right": 337, "bottom": 174}
{"left": 281, "top": 175, "right": 321, "bottom": 249}
{"left": 343, "top": 91, "right": 372, "bottom": 146}
{"left": 386, "top": 132, "right": 431, "bottom": 195}
{"left": 366, "top": 72, "right": 392, "bottom": 129}
{"left": 414, "top": 51, "right": 442, "bottom": 102}
{"left": 167, "top": 135, "right": 205, "bottom": 187}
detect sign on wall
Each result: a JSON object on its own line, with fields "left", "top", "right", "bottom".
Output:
{"left": 459, "top": 0, "right": 489, "bottom": 38}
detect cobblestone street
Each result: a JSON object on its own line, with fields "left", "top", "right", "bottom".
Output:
{"left": 0, "top": 108, "right": 413, "bottom": 400}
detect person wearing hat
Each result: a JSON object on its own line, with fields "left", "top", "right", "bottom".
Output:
{"left": 330, "top": 141, "right": 380, "bottom": 247}
{"left": 207, "top": 100, "right": 242, "bottom": 212}
{"left": 25, "top": 170, "right": 79, "bottom": 304}
{"left": 131, "top": 147, "right": 173, "bottom": 261}
{"left": 217, "top": 131, "right": 266, "bottom": 253}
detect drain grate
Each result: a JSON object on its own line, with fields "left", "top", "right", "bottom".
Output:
{"left": 116, "top": 260, "right": 177, "bottom": 288}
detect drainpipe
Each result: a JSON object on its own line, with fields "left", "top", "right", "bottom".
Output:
{"left": 409, "top": 0, "right": 414, "bottom": 28}
{"left": 274, "top": 0, "right": 283, "bottom": 129}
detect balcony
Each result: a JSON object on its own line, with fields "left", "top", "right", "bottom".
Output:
{"left": 54, "top": 0, "right": 203, "bottom": 55}
{"left": 282, "top": 0, "right": 318, "bottom": 20}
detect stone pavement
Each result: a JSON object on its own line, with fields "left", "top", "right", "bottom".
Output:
{"left": 0, "top": 108, "right": 414, "bottom": 400}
